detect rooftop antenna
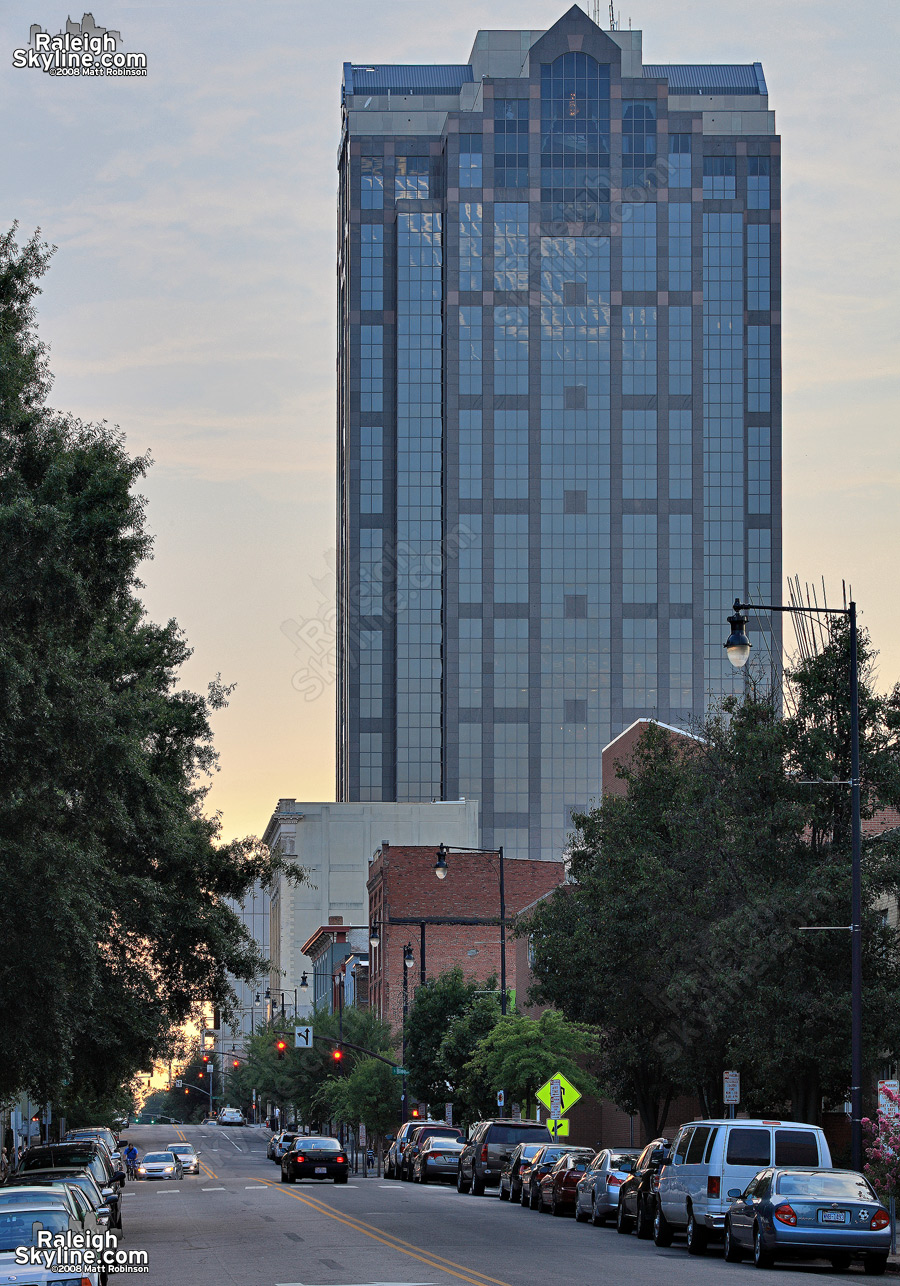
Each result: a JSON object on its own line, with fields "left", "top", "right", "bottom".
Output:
{"left": 608, "top": 1, "right": 616, "bottom": 28}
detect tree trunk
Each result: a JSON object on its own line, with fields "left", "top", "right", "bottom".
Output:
{"left": 789, "top": 1071, "right": 821, "bottom": 1124}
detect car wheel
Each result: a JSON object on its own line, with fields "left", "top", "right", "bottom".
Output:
{"left": 752, "top": 1223, "right": 773, "bottom": 1270}
{"left": 723, "top": 1219, "right": 743, "bottom": 1263}
{"left": 653, "top": 1202, "right": 674, "bottom": 1247}
{"left": 529, "top": 1182, "right": 540, "bottom": 1210}
{"left": 419, "top": 1169, "right": 428, "bottom": 1185}
{"left": 279, "top": 1169, "right": 288, "bottom": 1183}
{"left": 616, "top": 1198, "right": 632, "bottom": 1234}
{"left": 575, "top": 1198, "right": 588, "bottom": 1223}
{"left": 686, "top": 1208, "right": 708, "bottom": 1255}
{"left": 472, "top": 1172, "right": 486, "bottom": 1197}
{"left": 520, "top": 1182, "right": 530, "bottom": 1207}
{"left": 863, "top": 1255, "right": 888, "bottom": 1277}
{"left": 636, "top": 1196, "right": 652, "bottom": 1240}
{"left": 829, "top": 1252, "right": 851, "bottom": 1272}
{"left": 499, "top": 1181, "right": 509, "bottom": 1202}
{"left": 591, "top": 1200, "right": 607, "bottom": 1227}
{"left": 457, "top": 1167, "right": 470, "bottom": 1194}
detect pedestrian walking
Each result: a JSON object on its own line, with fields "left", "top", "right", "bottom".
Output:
{"left": 0, "top": 1147, "right": 8, "bottom": 1179}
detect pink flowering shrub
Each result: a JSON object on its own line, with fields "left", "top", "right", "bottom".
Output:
{"left": 863, "top": 1083, "right": 900, "bottom": 1199}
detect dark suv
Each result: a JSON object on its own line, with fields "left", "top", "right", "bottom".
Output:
{"left": 399, "top": 1124, "right": 462, "bottom": 1181}
{"left": 457, "top": 1119, "right": 552, "bottom": 1196}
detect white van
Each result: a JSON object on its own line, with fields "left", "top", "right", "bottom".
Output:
{"left": 654, "top": 1118, "right": 832, "bottom": 1253}
{"left": 218, "top": 1107, "right": 245, "bottom": 1126}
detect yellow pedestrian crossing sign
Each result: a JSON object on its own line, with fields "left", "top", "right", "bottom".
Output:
{"left": 535, "top": 1072, "right": 582, "bottom": 1117}
{"left": 547, "top": 1117, "right": 570, "bottom": 1138}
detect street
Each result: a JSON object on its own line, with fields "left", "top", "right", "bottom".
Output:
{"left": 125, "top": 1125, "right": 869, "bottom": 1285}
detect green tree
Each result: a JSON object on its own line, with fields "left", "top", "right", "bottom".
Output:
{"left": 523, "top": 629, "right": 900, "bottom": 1133}
{"left": 0, "top": 226, "right": 305, "bottom": 1106}
{"left": 461, "top": 1011, "right": 599, "bottom": 1121}
{"left": 404, "top": 967, "right": 500, "bottom": 1110}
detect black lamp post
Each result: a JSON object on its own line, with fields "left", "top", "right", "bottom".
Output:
{"left": 400, "top": 942, "right": 414, "bottom": 1123}
{"left": 434, "top": 843, "right": 507, "bottom": 1015}
{"left": 725, "top": 596, "right": 863, "bottom": 1169}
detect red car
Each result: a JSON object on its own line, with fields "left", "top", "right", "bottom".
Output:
{"left": 519, "top": 1145, "right": 572, "bottom": 1210}
{"left": 538, "top": 1149, "right": 596, "bottom": 1215}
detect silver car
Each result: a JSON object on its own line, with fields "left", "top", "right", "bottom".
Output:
{"left": 136, "top": 1151, "right": 183, "bottom": 1180}
{"left": 575, "top": 1148, "right": 640, "bottom": 1224}
{"left": 166, "top": 1143, "right": 200, "bottom": 1174}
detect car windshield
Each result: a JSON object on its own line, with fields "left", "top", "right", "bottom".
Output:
{"left": 0, "top": 1209, "right": 69, "bottom": 1250}
{"left": 143, "top": 1153, "right": 174, "bottom": 1164}
{"left": 298, "top": 1139, "right": 341, "bottom": 1151}
{"left": 23, "top": 1148, "right": 99, "bottom": 1171}
{"left": 421, "top": 1127, "right": 459, "bottom": 1138}
{"left": 167, "top": 1144, "right": 195, "bottom": 1154}
{"left": 776, "top": 1171, "right": 876, "bottom": 1201}
{"left": 425, "top": 1140, "right": 463, "bottom": 1151}
{"left": 541, "top": 1149, "right": 566, "bottom": 1165}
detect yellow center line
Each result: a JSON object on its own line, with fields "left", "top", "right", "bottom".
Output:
{"left": 253, "top": 1178, "right": 512, "bottom": 1286}
{"left": 198, "top": 1161, "right": 218, "bottom": 1180}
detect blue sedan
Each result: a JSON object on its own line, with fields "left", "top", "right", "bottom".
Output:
{"left": 723, "top": 1167, "right": 891, "bottom": 1274}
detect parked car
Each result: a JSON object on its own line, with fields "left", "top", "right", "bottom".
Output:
{"left": 65, "top": 1127, "right": 119, "bottom": 1155}
{"left": 457, "top": 1119, "right": 553, "bottom": 1196}
{"left": 384, "top": 1122, "right": 421, "bottom": 1180}
{"left": 136, "top": 1151, "right": 184, "bottom": 1180}
{"left": 272, "top": 1132, "right": 299, "bottom": 1162}
{"left": 616, "top": 1137, "right": 671, "bottom": 1239}
{"left": 280, "top": 1136, "right": 348, "bottom": 1185}
{"left": 575, "top": 1148, "right": 640, "bottom": 1225}
{"left": 218, "top": 1107, "right": 245, "bottom": 1126}
{"left": 6, "top": 1168, "right": 123, "bottom": 1231}
{"left": 538, "top": 1148, "right": 596, "bottom": 1216}
{"left": 267, "top": 1131, "right": 284, "bottom": 1160}
{"left": 0, "top": 1203, "right": 100, "bottom": 1284}
{"left": 166, "top": 1142, "right": 200, "bottom": 1174}
{"left": 19, "top": 1143, "right": 123, "bottom": 1193}
{"left": 412, "top": 1137, "right": 464, "bottom": 1184}
{"left": 654, "top": 1118, "right": 832, "bottom": 1253}
{"left": 519, "top": 1145, "right": 571, "bottom": 1209}
{"left": 723, "top": 1167, "right": 890, "bottom": 1274}
{"left": 399, "top": 1124, "right": 462, "bottom": 1181}
{"left": 499, "top": 1142, "right": 545, "bottom": 1203}
{"left": 201, "top": 1115, "right": 218, "bottom": 1125}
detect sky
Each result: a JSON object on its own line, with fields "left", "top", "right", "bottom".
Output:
{"left": 1, "top": 0, "right": 897, "bottom": 843}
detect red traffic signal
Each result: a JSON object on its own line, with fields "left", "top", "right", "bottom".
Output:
{"left": 202, "top": 1054, "right": 210, "bottom": 1064}
{"left": 198, "top": 1071, "right": 204, "bottom": 1079}
{"left": 276, "top": 1040, "right": 287, "bottom": 1061}
{"left": 411, "top": 1107, "right": 420, "bottom": 1118}
{"left": 232, "top": 1060, "right": 240, "bottom": 1069}
{"left": 332, "top": 1048, "right": 343, "bottom": 1063}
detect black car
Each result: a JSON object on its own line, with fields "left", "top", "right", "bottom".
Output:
{"left": 384, "top": 1121, "right": 420, "bottom": 1180}
{"left": 616, "top": 1137, "right": 671, "bottom": 1239}
{"left": 457, "top": 1119, "right": 552, "bottom": 1195}
{"left": 19, "top": 1143, "right": 123, "bottom": 1193}
{"left": 281, "top": 1136, "right": 349, "bottom": 1184}
{"left": 399, "top": 1124, "right": 462, "bottom": 1181}
{"left": 499, "top": 1142, "right": 546, "bottom": 1203}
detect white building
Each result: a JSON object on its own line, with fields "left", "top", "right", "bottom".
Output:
{"left": 264, "top": 799, "right": 479, "bottom": 1016}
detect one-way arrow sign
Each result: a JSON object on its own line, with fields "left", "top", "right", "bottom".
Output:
{"left": 294, "top": 1025, "right": 313, "bottom": 1048}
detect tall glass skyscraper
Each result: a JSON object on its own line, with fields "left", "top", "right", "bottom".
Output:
{"left": 337, "top": 6, "right": 781, "bottom": 860}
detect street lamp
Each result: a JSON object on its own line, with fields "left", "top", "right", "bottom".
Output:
{"left": 434, "top": 843, "right": 508, "bottom": 1015}
{"left": 300, "top": 972, "right": 309, "bottom": 995}
{"left": 400, "top": 942, "right": 415, "bottom": 1125}
{"left": 403, "top": 943, "right": 415, "bottom": 970}
{"left": 724, "top": 595, "right": 863, "bottom": 1169}
{"left": 369, "top": 923, "right": 381, "bottom": 947}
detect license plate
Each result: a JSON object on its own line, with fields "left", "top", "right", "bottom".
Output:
{"left": 315, "top": 1166, "right": 327, "bottom": 1174}
{"left": 821, "top": 1210, "right": 846, "bottom": 1223}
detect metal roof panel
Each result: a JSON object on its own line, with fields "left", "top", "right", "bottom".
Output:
{"left": 643, "top": 63, "right": 766, "bottom": 95}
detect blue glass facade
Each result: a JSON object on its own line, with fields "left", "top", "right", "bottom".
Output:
{"left": 338, "top": 10, "right": 781, "bottom": 858}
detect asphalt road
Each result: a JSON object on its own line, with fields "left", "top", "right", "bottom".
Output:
{"left": 121, "top": 1124, "right": 871, "bottom": 1286}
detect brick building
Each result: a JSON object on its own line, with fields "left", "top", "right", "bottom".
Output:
{"left": 367, "top": 844, "right": 565, "bottom": 1032}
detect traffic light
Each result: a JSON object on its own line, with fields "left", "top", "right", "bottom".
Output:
{"left": 232, "top": 1060, "right": 240, "bottom": 1069}
{"left": 184, "top": 1089, "right": 189, "bottom": 1095}
{"left": 202, "top": 1054, "right": 210, "bottom": 1064}
{"left": 198, "top": 1071, "right": 204, "bottom": 1079}
{"left": 276, "top": 1040, "right": 287, "bottom": 1061}
{"left": 332, "top": 1048, "right": 343, "bottom": 1064}
{"left": 410, "top": 1106, "right": 420, "bottom": 1119}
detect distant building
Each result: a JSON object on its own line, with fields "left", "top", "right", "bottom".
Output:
{"left": 301, "top": 919, "right": 369, "bottom": 1014}
{"left": 367, "top": 843, "right": 565, "bottom": 1031}
{"left": 337, "top": 5, "right": 782, "bottom": 862}
{"left": 264, "top": 799, "right": 479, "bottom": 1017}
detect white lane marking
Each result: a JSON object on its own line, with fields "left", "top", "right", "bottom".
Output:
{"left": 244, "top": 1184, "right": 266, "bottom": 1189}
{"left": 220, "top": 1131, "right": 243, "bottom": 1150}
{"left": 202, "top": 1186, "right": 226, "bottom": 1191}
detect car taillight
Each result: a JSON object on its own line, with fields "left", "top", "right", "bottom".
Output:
{"left": 651, "top": 1174, "right": 660, "bottom": 1192}
{"left": 336, "top": 1156, "right": 346, "bottom": 1163}
{"left": 481, "top": 1143, "right": 489, "bottom": 1163}
{"left": 774, "top": 1203, "right": 797, "bottom": 1226}
{"left": 871, "top": 1210, "right": 890, "bottom": 1231}
{"left": 707, "top": 1176, "right": 720, "bottom": 1198}
{"left": 294, "top": 1154, "right": 304, "bottom": 1162}
{"left": 607, "top": 1175, "right": 624, "bottom": 1187}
